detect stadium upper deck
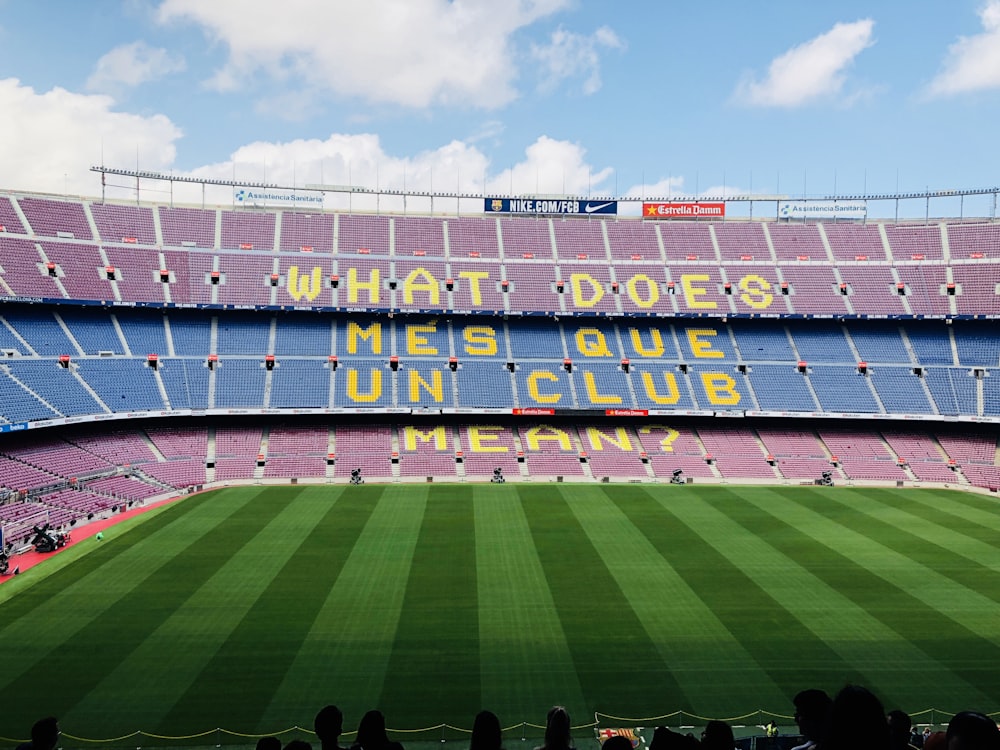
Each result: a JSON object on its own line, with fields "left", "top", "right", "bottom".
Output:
{"left": 0, "top": 189, "right": 998, "bottom": 434}
{"left": 0, "top": 192, "right": 998, "bottom": 319}
{"left": 1, "top": 188, "right": 1000, "bottom": 502}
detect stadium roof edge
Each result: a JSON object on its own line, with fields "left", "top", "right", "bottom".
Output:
{"left": 0, "top": 185, "right": 996, "bottom": 225}
{"left": 90, "top": 165, "right": 1000, "bottom": 206}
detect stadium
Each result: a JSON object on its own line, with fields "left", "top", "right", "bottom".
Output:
{"left": 0, "top": 173, "right": 999, "bottom": 748}
{"left": 4, "top": 4, "right": 1000, "bottom": 749}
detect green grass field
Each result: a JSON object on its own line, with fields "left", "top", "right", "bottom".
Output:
{"left": 0, "top": 482, "right": 998, "bottom": 744}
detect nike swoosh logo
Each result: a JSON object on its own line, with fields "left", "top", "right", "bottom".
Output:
{"left": 584, "top": 201, "right": 614, "bottom": 213}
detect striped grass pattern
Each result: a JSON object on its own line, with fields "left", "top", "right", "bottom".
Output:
{"left": 0, "top": 483, "right": 998, "bottom": 740}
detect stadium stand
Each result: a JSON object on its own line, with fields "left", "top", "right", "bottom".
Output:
{"left": 0, "top": 196, "right": 27, "bottom": 235}
{"left": 18, "top": 197, "right": 93, "bottom": 240}
{"left": 605, "top": 220, "right": 661, "bottom": 261}
{"left": 220, "top": 209, "right": 275, "bottom": 251}
{"left": 90, "top": 202, "right": 158, "bottom": 246}
{"left": 552, "top": 218, "right": 607, "bottom": 260}
{"left": 397, "top": 424, "right": 460, "bottom": 479}
{"left": 447, "top": 216, "right": 502, "bottom": 258}
{"left": 457, "top": 424, "right": 522, "bottom": 479}
{"left": 338, "top": 214, "right": 390, "bottom": 255}
{"left": 1, "top": 189, "right": 1000, "bottom": 527}
{"left": 821, "top": 222, "right": 885, "bottom": 261}
{"left": 279, "top": 210, "right": 335, "bottom": 253}
{"left": 499, "top": 217, "right": 554, "bottom": 259}
{"left": 158, "top": 206, "right": 215, "bottom": 248}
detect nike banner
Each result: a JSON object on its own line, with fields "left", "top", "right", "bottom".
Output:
{"left": 484, "top": 198, "right": 618, "bottom": 216}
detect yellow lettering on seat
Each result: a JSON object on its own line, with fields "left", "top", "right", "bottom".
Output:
{"left": 458, "top": 271, "right": 490, "bottom": 306}
{"left": 346, "top": 322, "right": 382, "bottom": 355}
{"left": 687, "top": 329, "right": 724, "bottom": 358}
{"left": 287, "top": 266, "right": 323, "bottom": 301}
{"left": 701, "top": 373, "right": 740, "bottom": 405}
{"left": 582, "top": 372, "right": 622, "bottom": 405}
{"left": 680, "top": 274, "right": 716, "bottom": 309}
{"left": 406, "top": 324, "right": 438, "bottom": 355}
{"left": 639, "top": 372, "right": 681, "bottom": 404}
{"left": 403, "top": 426, "right": 448, "bottom": 450}
{"left": 467, "top": 426, "right": 507, "bottom": 452}
{"left": 524, "top": 426, "right": 572, "bottom": 450}
{"left": 624, "top": 274, "right": 659, "bottom": 308}
{"left": 463, "top": 326, "right": 498, "bottom": 356}
{"left": 408, "top": 370, "right": 444, "bottom": 403}
{"left": 585, "top": 427, "right": 633, "bottom": 451}
{"left": 629, "top": 328, "right": 665, "bottom": 357}
{"left": 738, "top": 274, "right": 773, "bottom": 309}
{"left": 346, "top": 267, "right": 380, "bottom": 304}
{"left": 570, "top": 274, "right": 604, "bottom": 307}
{"left": 526, "top": 371, "right": 562, "bottom": 404}
{"left": 403, "top": 267, "right": 440, "bottom": 305}
{"left": 346, "top": 369, "right": 381, "bottom": 402}
{"left": 575, "top": 328, "right": 612, "bottom": 357}
{"left": 637, "top": 425, "right": 680, "bottom": 451}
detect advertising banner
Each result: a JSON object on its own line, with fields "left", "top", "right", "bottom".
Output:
{"left": 779, "top": 201, "right": 867, "bottom": 219}
{"left": 485, "top": 198, "right": 618, "bottom": 216}
{"left": 235, "top": 188, "right": 324, "bottom": 206}
{"left": 643, "top": 202, "right": 726, "bottom": 219}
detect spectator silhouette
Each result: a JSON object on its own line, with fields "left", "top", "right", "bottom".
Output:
{"left": 700, "top": 721, "right": 734, "bottom": 750}
{"left": 284, "top": 741, "right": 313, "bottom": 750}
{"left": 602, "top": 737, "right": 634, "bottom": 750}
{"left": 257, "top": 738, "right": 282, "bottom": 750}
{"left": 536, "top": 707, "right": 574, "bottom": 750}
{"left": 316, "top": 705, "right": 349, "bottom": 750}
{"left": 790, "top": 689, "right": 832, "bottom": 750}
{"left": 471, "top": 711, "right": 503, "bottom": 750}
{"left": 649, "top": 726, "right": 700, "bottom": 750}
{"left": 946, "top": 711, "right": 1000, "bottom": 750}
{"left": 822, "top": 684, "right": 890, "bottom": 750}
{"left": 888, "top": 710, "right": 920, "bottom": 750}
{"left": 922, "top": 731, "right": 946, "bottom": 750}
{"left": 16, "top": 718, "right": 60, "bottom": 750}
{"left": 352, "top": 710, "right": 404, "bottom": 750}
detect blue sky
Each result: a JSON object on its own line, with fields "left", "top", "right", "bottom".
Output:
{"left": 0, "top": 0, "right": 998, "bottom": 217}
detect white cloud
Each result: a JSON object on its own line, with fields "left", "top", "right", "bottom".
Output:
{"left": 0, "top": 78, "right": 181, "bottom": 196}
{"left": 734, "top": 19, "right": 875, "bottom": 107}
{"left": 465, "top": 120, "right": 505, "bottom": 145}
{"left": 0, "top": 77, "right": 613, "bottom": 211}
{"left": 487, "top": 135, "right": 613, "bottom": 195}
{"left": 158, "top": 132, "right": 613, "bottom": 213}
{"left": 622, "top": 177, "right": 685, "bottom": 200}
{"left": 927, "top": 1, "right": 1000, "bottom": 96}
{"left": 531, "top": 25, "right": 625, "bottom": 95}
{"left": 156, "top": 0, "right": 571, "bottom": 108}
{"left": 86, "top": 41, "right": 186, "bottom": 92}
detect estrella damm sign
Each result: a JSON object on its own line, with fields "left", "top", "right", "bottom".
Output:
{"left": 643, "top": 201, "right": 725, "bottom": 219}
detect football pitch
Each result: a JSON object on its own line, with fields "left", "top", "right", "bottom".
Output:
{"left": 0, "top": 482, "right": 998, "bottom": 744}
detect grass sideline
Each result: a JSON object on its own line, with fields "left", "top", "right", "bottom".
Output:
{"left": 0, "top": 482, "right": 997, "bottom": 745}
